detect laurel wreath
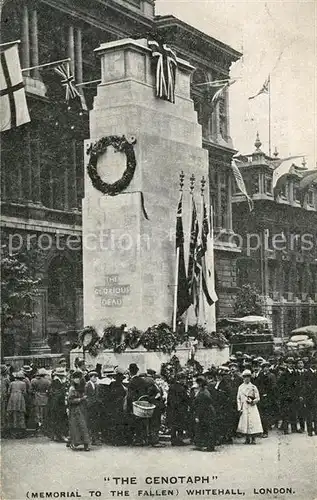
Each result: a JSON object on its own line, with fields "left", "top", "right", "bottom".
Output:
{"left": 86, "top": 135, "right": 137, "bottom": 195}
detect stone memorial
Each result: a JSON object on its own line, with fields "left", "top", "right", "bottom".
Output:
{"left": 82, "top": 38, "right": 216, "bottom": 341}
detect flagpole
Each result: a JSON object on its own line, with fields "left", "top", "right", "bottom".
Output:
{"left": 173, "top": 172, "right": 185, "bottom": 333}
{"left": 0, "top": 39, "right": 21, "bottom": 48}
{"left": 21, "top": 57, "right": 71, "bottom": 73}
{"left": 76, "top": 79, "right": 101, "bottom": 87}
{"left": 197, "top": 177, "right": 207, "bottom": 326}
{"left": 268, "top": 74, "right": 271, "bottom": 156}
{"left": 185, "top": 174, "right": 195, "bottom": 334}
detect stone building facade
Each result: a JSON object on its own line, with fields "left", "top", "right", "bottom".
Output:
{"left": 1, "top": 0, "right": 241, "bottom": 355}
{"left": 232, "top": 135, "right": 317, "bottom": 337}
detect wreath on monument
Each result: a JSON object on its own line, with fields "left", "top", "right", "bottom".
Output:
{"left": 87, "top": 135, "right": 137, "bottom": 195}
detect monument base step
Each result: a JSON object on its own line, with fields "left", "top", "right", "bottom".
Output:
{"left": 70, "top": 345, "right": 229, "bottom": 372}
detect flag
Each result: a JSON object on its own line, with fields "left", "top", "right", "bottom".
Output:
{"left": 148, "top": 40, "right": 177, "bottom": 103}
{"left": 207, "top": 79, "right": 236, "bottom": 109}
{"left": 175, "top": 193, "right": 191, "bottom": 317}
{"left": 193, "top": 197, "right": 218, "bottom": 320}
{"left": 54, "top": 62, "right": 87, "bottom": 110}
{"left": 231, "top": 159, "right": 254, "bottom": 211}
{"left": 272, "top": 155, "right": 303, "bottom": 188}
{"left": 187, "top": 196, "right": 199, "bottom": 312}
{"left": 199, "top": 199, "right": 216, "bottom": 307}
{"left": 0, "top": 44, "right": 30, "bottom": 131}
{"left": 249, "top": 76, "right": 270, "bottom": 100}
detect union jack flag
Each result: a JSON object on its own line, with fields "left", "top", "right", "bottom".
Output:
{"left": 148, "top": 40, "right": 177, "bottom": 103}
{"left": 54, "top": 62, "right": 87, "bottom": 110}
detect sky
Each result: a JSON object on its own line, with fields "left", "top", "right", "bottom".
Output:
{"left": 156, "top": 0, "right": 317, "bottom": 168}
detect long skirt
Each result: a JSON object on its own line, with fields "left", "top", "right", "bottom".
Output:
{"left": 7, "top": 410, "right": 26, "bottom": 429}
{"left": 237, "top": 403, "right": 263, "bottom": 435}
{"left": 69, "top": 405, "right": 90, "bottom": 446}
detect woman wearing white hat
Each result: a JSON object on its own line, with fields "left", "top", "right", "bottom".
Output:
{"left": 237, "top": 369, "right": 263, "bottom": 444}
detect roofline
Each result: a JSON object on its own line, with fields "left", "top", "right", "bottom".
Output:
{"left": 154, "top": 14, "right": 242, "bottom": 62}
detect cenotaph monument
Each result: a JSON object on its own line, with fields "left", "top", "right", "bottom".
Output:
{"left": 83, "top": 38, "right": 213, "bottom": 334}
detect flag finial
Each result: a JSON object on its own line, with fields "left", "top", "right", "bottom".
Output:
{"left": 254, "top": 131, "right": 262, "bottom": 151}
{"left": 189, "top": 174, "right": 195, "bottom": 194}
{"left": 273, "top": 146, "right": 279, "bottom": 158}
{"left": 179, "top": 171, "right": 185, "bottom": 191}
{"left": 200, "top": 176, "right": 206, "bottom": 196}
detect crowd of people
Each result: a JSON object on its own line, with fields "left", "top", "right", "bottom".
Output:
{"left": 1, "top": 351, "right": 317, "bottom": 452}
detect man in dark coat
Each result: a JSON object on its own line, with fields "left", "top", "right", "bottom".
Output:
{"left": 193, "top": 376, "right": 216, "bottom": 452}
{"left": 85, "top": 371, "right": 100, "bottom": 445}
{"left": 214, "top": 367, "right": 233, "bottom": 443}
{"left": 143, "top": 370, "right": 164, "bottom": 446}
{"left": 167, "top": 372, "right": 189, "bottom": 446}
{"left": 254, "top": 362, "right": 277, "bottom": 437}
{"left": 126, "top": 363, "right": 149, "bottom": 445}
{"left": 228, "top": 363, "right": 242, "bottom": 437}
{"left": 305, "top": 360, "right": 317, "bottom": 436}
{"left": 278, "top": 357, "right": 297, "bottom": 434}
{"left": 295, "top": 359, "right": 307, "bottom": 433}
{"left": 108, "top": 368, "right": 127, "bottom": 445}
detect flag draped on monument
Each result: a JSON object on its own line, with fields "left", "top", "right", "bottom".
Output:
{"left": 0, "top": 44, "right": 30, "bottom": 131}
{"left": 148, "top": 40, "right": 177, "bottom": 103}
{"left": 175, "top": 192, "right": 191, "bottom": 318}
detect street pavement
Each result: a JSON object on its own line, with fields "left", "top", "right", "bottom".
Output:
{"left": 1, "top": 430, "right": 316, "bottom": 500}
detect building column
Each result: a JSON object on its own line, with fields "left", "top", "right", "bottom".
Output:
{"left": 69, "top": 139, "right": 78, "bottom": 210}
{"left": 30, "top": 8, "right": 40, "bottom": 79}
{"left": 216, "top": 172, "right": 222, "bottom": 229}
{"left": 32, "top": 138, "right": 41, "bottom": 203}
{"left": 64, "top": 163, "right": 69, "bottom": 210}
{"left": 68, "top": 25, "right": 75, "bottom": 76}
{"left": 75, "top": 27, "right": 83, "bottom": 84}
{"left": 21, "top": 4, "right": 30, "bottom": 75}
{"left": 227, "top": 172, "right": 233, "bottom": 230}
{"left": 25, "top": 130, "right": 33, "bottom": 202}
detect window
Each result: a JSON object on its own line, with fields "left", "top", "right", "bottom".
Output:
{"left": 264, "top": 174, "right": 273, "bottom": 195}
{"left": 307, "top": 190, "right": 314, "bottom": 206}
{"left": 280, "top": 182, "right": 288, "bottom": 199}
{"left": 218, "top": 95, "right": 227, "bottom": 140}
{"left": 293, "top": 181, "right": 300, "bottom": 202}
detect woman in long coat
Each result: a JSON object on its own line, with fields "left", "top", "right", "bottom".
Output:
{"left": 6, "top": 371, "right": 27, "bottom": 438}
{"left": 67, "top": 371, "right": 90, "bottom": 451}
{"left": 237, "top": 369, "right": 263, "bottom": 444}
{"left": 47, "top": 367, "right": 69, "bottom": 441}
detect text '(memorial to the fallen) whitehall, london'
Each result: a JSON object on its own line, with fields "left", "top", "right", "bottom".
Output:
{"left": 0, "top": 1, "right": 317, "bottom": 499}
